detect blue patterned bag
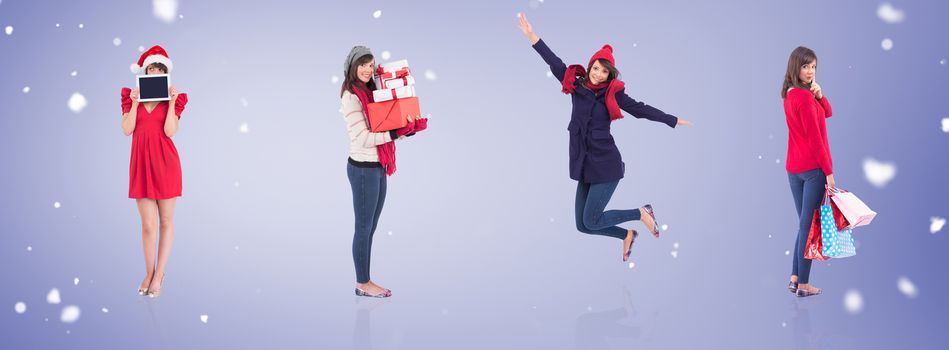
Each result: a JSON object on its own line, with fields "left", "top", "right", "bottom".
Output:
{"left": 820, "top": 190, "right": 856, "bottom": 258}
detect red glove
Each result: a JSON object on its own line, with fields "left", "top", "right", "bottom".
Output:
{"left": 394, "top": 121, "right": 417, "bottom": 138}
{"left": 413, "top": 118, "right": 428, "bottom": 134}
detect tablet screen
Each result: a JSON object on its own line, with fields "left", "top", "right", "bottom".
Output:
{"left": 138, "top": 75, "right": 169, "bottom": 101}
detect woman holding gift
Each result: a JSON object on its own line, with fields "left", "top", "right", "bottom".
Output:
{"left": 782, "top": 46, "right": 835, "bottom": 298}
{"left": 517, "top": 14, "right": 692, "bottom": 262}
{"left": 340, "top": 46, "right": 428, "bottom": 298}
{"left": 120, "top": 45, "right": 188, "bottom": 298}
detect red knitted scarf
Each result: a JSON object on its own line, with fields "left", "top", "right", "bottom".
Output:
{"left": 351, "top": 86, "right": 397, "bottom": 176}
{"left": 561, "top": 64, "right": 626, "bottom": 121}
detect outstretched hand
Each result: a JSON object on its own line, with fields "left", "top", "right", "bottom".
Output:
{"left": 517, "top": 13, "right": 540, "bottom": 44}
{"left": 676, "top": 118, "right": 693, "bottom": 127}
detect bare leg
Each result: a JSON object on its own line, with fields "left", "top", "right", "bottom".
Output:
{"left": 150, "top": 198, "right": 176, "bottom": 294}
{"left": 136, "top": 199, "right": 159, "bottom": 292}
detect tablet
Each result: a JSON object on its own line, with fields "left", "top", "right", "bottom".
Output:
{"left": 137, "top": 74, "right": 170, "bottom": 102}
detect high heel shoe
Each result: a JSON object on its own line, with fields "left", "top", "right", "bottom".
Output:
{"left": 147, "top": 274, "right": 165, "bottom": 298}
{"left": 137, "top": 287, "right": 148, "bottom": 296}
{"left": 643, "top": 204, "right": 660, "bottom": 237}
{"left": 355, "top": 287, "right": 391, "bottom": 298}
{"left": 623, "top": 230, "right": 638, "bottom": 262}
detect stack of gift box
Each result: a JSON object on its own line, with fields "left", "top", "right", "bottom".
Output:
{"left": 366, "top": 59, "right": 421, "bottom": 132}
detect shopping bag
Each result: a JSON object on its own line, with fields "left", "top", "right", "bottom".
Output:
{"left": 804, "top": 209, "right": 830, "bottom": 261}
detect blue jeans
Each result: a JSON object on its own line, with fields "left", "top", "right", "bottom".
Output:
{"left": 788, "top": 169, "right": 826, "bottom": 284}
{"left": 347, "top": 162, "right": 387, "bottom": 284}
{"left": 575, "top": 180, "right": 642, "bottom": 240}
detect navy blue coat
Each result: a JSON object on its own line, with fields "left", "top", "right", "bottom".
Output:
{"left": 533, "top": 39, "right": 679, "bottom": 183}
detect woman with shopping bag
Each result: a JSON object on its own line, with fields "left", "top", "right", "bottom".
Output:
{"left": 782, "top": 46, "right": 836, "bottom": 297}
{"left": 517, "top": 13, "right": 693, "bottom": 262}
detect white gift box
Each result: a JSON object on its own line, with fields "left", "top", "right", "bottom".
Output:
{"left": 376, "top": 59, "right": 409, "bottom": 75}
{"left": 372, "top": 85, "right": 416, "bottom": 102}
{"left": 381, "top": 75, "right": 416, "bottom": 89}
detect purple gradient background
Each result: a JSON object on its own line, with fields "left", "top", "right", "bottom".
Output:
{"left": 1, "top": 0, "right": 947, "bottom": 349}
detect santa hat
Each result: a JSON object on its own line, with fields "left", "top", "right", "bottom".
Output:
{"left": 130, "top": 45, "right": 174, "bottom": 74}
{"left": 588, "top": 44, "right": 615, "bottom": 67}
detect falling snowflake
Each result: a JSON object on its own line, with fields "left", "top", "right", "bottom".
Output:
{"left": 14, "top": 302, "right": 26, "bottom": 314}
{"left": 233, "top": 181, "right": 240, "bottom": 188}
{"left": 529, "top": 0, "right": 544, "bottom": 10}
{"left": 60, "top": 305, "right": 80, "bottom": 323}
{"left": 27, "top": 246, "right": 32, "bottom": 251}
{"left": 68, "top": 92, "right": 87, "bottom": 113}
{"left": 240, "top": 97, "right": 249, "bottom": 107}
{"left": 113, "top": 37, "right": 122, "bottom": 46}
{"left": 138, "top": 46, "right": 145, "bottom": 52}
{"left": 775, "top": 159, "right": 781, "bottom": 164}
{"left": 54, "top": 201, "right": 61, "bottom": 208}
{"left": 941, "top": 118, "right": 949, "bottom": 133}
{"left": 381, "top": 51, "right": 392, "bottom": 60}
{"left": 101, "top": 307, "right": 109, "bottom": 313}
{"left": 153, "top": 0, "right": 179, "bottom": 23}
{"left": 784, "top": 250, "right": 790, "bottom": 256}
{"left": 4, "top": 26, "right": 12, "bottom": 35}
{"left": 877, "top": 3, "right": 905, "bottom": 24}
{"left": 73, "top": 278, "right": 79, "bottom": 286}
{"left": 22, "top": 86, "right": 30, "bottom": 93}
{"left": 330, "top": 75, "right": 339, "bottom": 84}
{"left": 897, "top": 276, "right": 918, "bottom": 298}
{"left": 931, "top": 217, "right": 946, "bottom": 234}
{"left": 863, "top": 158, "right": 896, "bottom": 188}
{"left": 627, "top": 262, "right": 635, "bottom": 269}
{"left": 424, "top": 70, "right": 438, "bottom": 81}
{"left": 47, "top": 288, "right": 61, "bottom": 304}
{"left": 941, "top": 59, "right": 947, "bottom": 65}
{"left": 546, "top": 71, "right": 553, "bottom": 78}
{"left": 670, "top": 251, "right": 678, "bottom": 258}
{"left": 781, "top": 322, "right": 787, "bottom": 327}
{"left": 758, "top": 155, "right": 762, "bottom": 160}
{"left": 179, "top": 14, "right": 184, "bottom": 19}
{"left": 372, "top": 10, "right": 382, "bottom": 19}
{"left": 200, "top": 314, "right": 209, "bottom": 323}
{"left": 70, "top": 71, "right": 77, "bottom": 77}
{"left": 881, "top": 38, "right": 894, "bottom": 51}
{"left": 78, "top": 23, "right": 84, "bottom": 29}
{"left": 844, "top": 289, "right": 864, "bottom": 314}
{"left": 673, "top": 242, "right": 679, "bottom": 249}
{"left": 55, "top": 23, "right": 60, "bottom": 28}
{"left": 239, "top": 122, "right": 249, "bottom": 134}
{"left": 661, "top": 224, "right": 669, "bottom": 231}
{"left": 387, "top": 231, "right": 393, "bottom": 236}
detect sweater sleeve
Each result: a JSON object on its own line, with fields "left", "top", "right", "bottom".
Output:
{"left": 615, "top": 89, "right": 678, "bottom": 128}
{"left": 341, "top": 93, "right": 393, "bottom": 148}
{"left": 796, "top": 95, "right": 833, "bottom": 176}
{"left": 818, "top": 96, "right": 832, "bottom": 118}
{"left": 532, "top": 39, "right": 567, "bottom": 82}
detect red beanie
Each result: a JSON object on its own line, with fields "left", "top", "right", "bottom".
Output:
{"left": 588, "top": 44, "right": 615, "bottom": 67}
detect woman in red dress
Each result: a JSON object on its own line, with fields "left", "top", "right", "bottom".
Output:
{"left": 120, "top": 45, "right": 188, "bottom": 298}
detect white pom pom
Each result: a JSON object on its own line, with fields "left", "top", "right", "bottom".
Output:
{"left": 130, "top": 64, "right": 141, "bottom": 74}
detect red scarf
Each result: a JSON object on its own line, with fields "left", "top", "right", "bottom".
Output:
{"left": 351, "top": 86, "right": 397, "bottom": 176}
{"left": 561, "top": 64, "right": 626, "bottom": 121}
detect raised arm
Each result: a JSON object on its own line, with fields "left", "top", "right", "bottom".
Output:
{"left": 518, "top": 13, "right": 567, "bottom": 81}
{"left": 121, "top": 88, "right": 138, "bottom": 136}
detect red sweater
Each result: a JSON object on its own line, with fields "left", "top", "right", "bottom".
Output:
{"left": 784, "top": 88, "right": 833, "bottom": 176}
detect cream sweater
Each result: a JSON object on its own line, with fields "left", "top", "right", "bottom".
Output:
{"left": 341, "top": 90, "right": 393, "bottom": 162}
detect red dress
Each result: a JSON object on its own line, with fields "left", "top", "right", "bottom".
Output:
{"left": 121, "top": 88, "right": 189, "bottom": 199}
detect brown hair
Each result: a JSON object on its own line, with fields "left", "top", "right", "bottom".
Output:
{"left": 340, "top": 54, "right": 377, "bottom": 97}
{"left": 781, "top": 46, "right": 816, "bottom": 99}
{"left": 146, "top": 62, "right": 168, "bottom": 74}
{"left": 587, "top": 58, "right": 620, "bottom": 82}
